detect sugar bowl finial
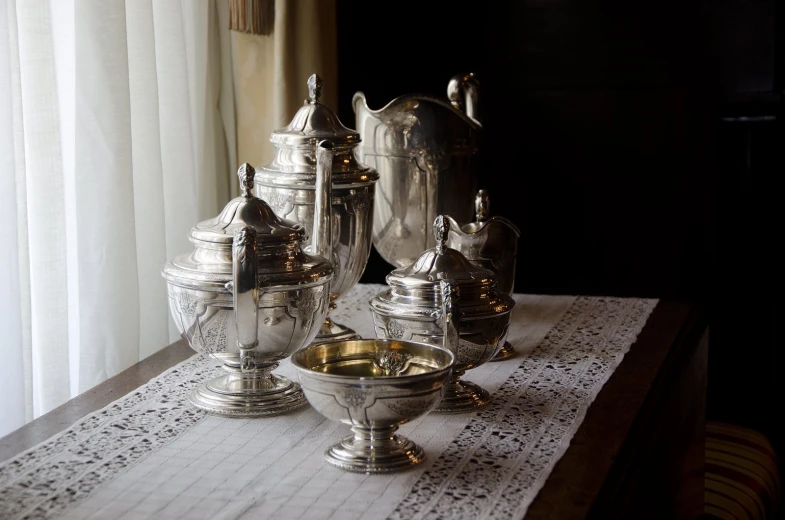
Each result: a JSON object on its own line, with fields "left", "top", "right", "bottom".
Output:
{"left": 434, "top": 215, "right": 450, "bottom": 252}
{"left": 307, "top": 73, "right": 323, "bottom": 104}
{"left": 237, "top": 163, "right": 256, "bottom": 197}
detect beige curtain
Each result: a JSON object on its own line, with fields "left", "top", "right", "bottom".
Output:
{"left": 231, "top": 0, "right": 337, "bottom": 195}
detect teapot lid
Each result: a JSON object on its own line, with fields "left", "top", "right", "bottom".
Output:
{"left": 386, "top": 216, "right": 495, "bottom": 290}
{"left": 190, "top": 163, "right": 305, "bottom": 246}
{"left": 161, "top": 163, "right": 333, "bottom": 291}
{"left": 269, "top": 74, "right": 359, "bottom": 149}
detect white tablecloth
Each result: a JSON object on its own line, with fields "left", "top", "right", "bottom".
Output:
{"left": 0, "top": 284, "right": 656, "bottom": 520}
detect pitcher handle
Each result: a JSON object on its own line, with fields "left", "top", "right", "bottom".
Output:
{"left": 447, "top": 73, "right": 480, "bottom": 124}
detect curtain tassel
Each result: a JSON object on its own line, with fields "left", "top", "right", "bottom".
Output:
{"left": 229, "top": 0, "right": 275, "bottom": 36}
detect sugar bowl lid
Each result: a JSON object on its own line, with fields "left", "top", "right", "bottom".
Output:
{"left": 269, "top": 73, "right": 359, "bottom": 149}
{"left": 386, "top": 216, "right": 496, "bottom": 292}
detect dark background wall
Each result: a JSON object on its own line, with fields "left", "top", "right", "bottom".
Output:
{"left": 335, "top": 0, "right": 782, "bottom": 455}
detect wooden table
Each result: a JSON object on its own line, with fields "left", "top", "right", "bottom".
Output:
{"left": 0, "top": 300, "right": 708, "bottom": 519}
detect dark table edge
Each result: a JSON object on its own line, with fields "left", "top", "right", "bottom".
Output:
{"left": 526, "top": 299, "right": 708, "bottom": 519}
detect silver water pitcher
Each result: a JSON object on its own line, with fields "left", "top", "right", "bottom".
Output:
{"left": 256, "top": 74, "right": 379, "bottom": 344}
{"left": 353, "top": 73, "right": 481, "bottom": 269}
{"left": 446, "top": 190, "right": 521, "bottom": 360}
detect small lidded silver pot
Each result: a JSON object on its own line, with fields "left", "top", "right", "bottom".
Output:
{"left": 162, "top": 151, "right": 335, "bottom": 417}
{"left": 370, "top": 216, "right": 515, "bottom": 413}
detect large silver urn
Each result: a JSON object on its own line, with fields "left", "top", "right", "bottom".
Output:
{"left": 161, "top": 150, "right": 335, "bottom": 417}
{"left": 353, "top": 73, "right": 481, "bottom": 269}
{"left": 256, "top": 74, "right": 379, "bottom": 344}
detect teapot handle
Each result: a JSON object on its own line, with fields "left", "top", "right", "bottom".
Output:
{"left": 233, "top": 226, "right": 263, "bottom": 373}
{"left": 311, "top": 140, "right": 334, "bottom": 267}
{"left": 447, "top": 73, "right": 480, "bottom": 124}
{"left": 439, "top": 279, "right": 461, "bottom": 356}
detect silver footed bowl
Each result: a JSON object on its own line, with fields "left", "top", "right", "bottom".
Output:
{"left": 292, "top": 339, "right": 455, "bottom": 474}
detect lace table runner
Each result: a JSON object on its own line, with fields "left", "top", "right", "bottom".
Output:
{"left": 0, "top": 284, "right": 657, "bottom": 520}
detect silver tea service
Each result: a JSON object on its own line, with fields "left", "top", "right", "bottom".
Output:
{"left": 370, "top": 216, "right": 515, "bottom": 413}
{"left": 292, "top": 338, "right": 455, "bottom": 473}
{"left": 161, "top": 148, "right": 335, "bottom": 417}
{"left": 353, "top": 73, "right": 482, "bottom": 269}
{"left": 256, "top": 73, "right": 379, "bottom": 344}
{"left": 446, "top": 189, "right": 521, "bottom": 360}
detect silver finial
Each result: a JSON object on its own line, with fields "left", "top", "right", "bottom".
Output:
{"left": 307, "top": 74, "right": 323, "bottom": 104}
{"left": 434, "top": 215, "right": 449, "bottom": 252}
{"left": 475, "top": 189, "right": 490, "bottom": 223}
{"left": 237, "top": 163, "right": 255, "bottom": 197}
{"left": 373, "top": 350, "right": 412, "bottom": 376}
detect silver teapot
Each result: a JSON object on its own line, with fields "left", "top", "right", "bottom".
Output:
{"left": 161, "top": 146, "right": 335, "bottom": 417}
{"left": 256, "top": 74, "right": 379, "bottom": 344}
{"left": 353, "top": 73, "right": 481, "bottom": 269}
{"left": 446, "top": 189, "right": 521, "bottom": 360}
{"left": 370, "top": 216, "right": 514, "bottom": 413}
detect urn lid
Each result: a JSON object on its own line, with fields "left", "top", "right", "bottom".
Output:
{"left": 386, "top": 216, "right": 496, "bottom": 292}
{"left": 269, "top": 73, "right": 359, "bottom": 149}
{"left": 161, "top": 164, "right": 333, "bottom": 291}
{"left": 258, "top": 74, "right": 378, "bottom": 187}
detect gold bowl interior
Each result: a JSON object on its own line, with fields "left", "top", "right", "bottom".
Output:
{"left": 292, "top": 339, "right": 454, "bottom": 380}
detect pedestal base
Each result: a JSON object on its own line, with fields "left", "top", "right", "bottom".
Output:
{"left": 189, "top": 372, "right": 307, "bottom": 417}
{"left": 325, "top": 427, "right": 424, "bottom": 473}
{"left": 312, "top": 315, "right": 360, "bottom": 345}
{"left": 490, "top": 341, "right": 515, "bottom": 362}
{"left": 433, "top": 378, "right": 491, "bottom": 414}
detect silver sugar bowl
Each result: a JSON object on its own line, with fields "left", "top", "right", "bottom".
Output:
{"left": 256, "top": 73, "right": 379, "bottom": 344}
{"left": 292, "top": 338, "right": 455, "bottom": 473}
{"left": 161, "top": 151, "right": 335, "bottom": 417}
{"left": 446, "top": 189, "right": 521, "bottom": 361}
{"left": 353, "top": 72, "right": 481, "bottom": 269}
{"left": 370, "top": 216, "right": 515, "bottom": 413}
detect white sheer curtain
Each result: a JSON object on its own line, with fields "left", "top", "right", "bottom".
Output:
{"left": 0, "top": 0, "right": 236, "bottom": 437}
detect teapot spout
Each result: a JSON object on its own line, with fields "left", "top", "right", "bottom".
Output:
{"left": 311, "top": 140, "right": 334, "bottom": 267}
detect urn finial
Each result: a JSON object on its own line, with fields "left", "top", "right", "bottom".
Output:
{"left": 308, "top": 74, "right": 323, "bottom": 104}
